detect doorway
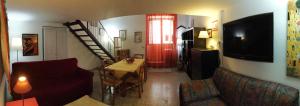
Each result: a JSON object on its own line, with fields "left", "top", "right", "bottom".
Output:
{"left": 43, "top": 27, "right": 67, "bottom": 60}
{"left": 146, "top": 14, "right": 177, "bottom": 68}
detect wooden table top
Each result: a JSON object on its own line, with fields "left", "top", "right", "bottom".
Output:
{"left": 105, "top": 59, "right": 145, "bottom": 72}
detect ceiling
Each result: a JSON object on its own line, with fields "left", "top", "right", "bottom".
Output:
{"left": 7, "top": 0, "right": 238, "bottom": 22}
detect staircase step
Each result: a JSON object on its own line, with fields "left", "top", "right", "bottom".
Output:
{"left": 70, "top": 24, "right": 82, "bottom": 30}
{"left": 95, "top": 52, "right": 105, "bottom": 54}
{"left": 89, "top": 46, "right": 100, "bottom": 49}
{"left": 73, "top": 29, "right": 85, "bottom": 32}
{"left": 78, "top": 35, "right": 89, "bottom": 36}
{"left": 75, "top": 31, "right": 88, "bottom": 35}
{"left": 87, "top": 44, "right": 97, "bottom": 46}
{"left": 94, "top": 50, "right": 104, "bottom": 53}
{"left": 102, "top": 57, "right": 111, "bottom": 59}
{"left": 68, "top": 21, "right": 79, "bottom": 25}
{"left": 95, "top": 52, "right": 104, "bottom": 55}
{"left": 91, "top": 48, "right": 101, "bottom": 50}
{"left": 98, "top": 54, "right": 108, "bottom": 57}
{"left": 80, "top": 36, "right": 92, "bottom": 40}
{"left": 84, "top": 41, "right": 97, "bottom": 45}
{"left": 82, "top": 39, "right": 93, "bottom": 42}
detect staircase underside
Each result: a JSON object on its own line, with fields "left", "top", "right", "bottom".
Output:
{"left": 64, "top": 20, "right": 116, "bottom": 63}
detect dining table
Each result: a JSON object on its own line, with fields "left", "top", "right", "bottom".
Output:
{"left": 105, "top": 58, "right": 145, "bottom": 80}
{"left": 104, "top": 58, "right": 145, "bottom": 97}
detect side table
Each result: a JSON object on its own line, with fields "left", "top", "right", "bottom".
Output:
{"left": 6, "top": 97, "right": 38, "bottom": 106}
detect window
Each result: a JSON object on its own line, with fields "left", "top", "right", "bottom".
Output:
{"left": 147, "top": 15, "right": 175, "bottom": 44}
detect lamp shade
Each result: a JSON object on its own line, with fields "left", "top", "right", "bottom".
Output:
{"left": 198, "top": 31, "right": 209, "bottom": 38}
{"left": 13, "top": 76, "right": 32, "bottom": 94}
{"left": 11, "top": 37, "right": 22, "bottom": 50}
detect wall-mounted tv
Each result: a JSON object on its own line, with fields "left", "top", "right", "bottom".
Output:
{"left": 223, "top": 12, "right": 273, "bottom": 62}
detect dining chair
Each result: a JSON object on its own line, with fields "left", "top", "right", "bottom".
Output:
{"left": 132, "top": 54, "right": 147, "bottom": 82}
{"left": 98, "top": 61, "right": 123, "bottom": 105}
{"left": 133, "top": 54, "right": 144, "bottom": 59}
{"left": 123, "top": 66, "right": 144, "bottom": 98}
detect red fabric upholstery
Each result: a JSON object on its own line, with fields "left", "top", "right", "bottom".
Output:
{"left": 10, "top": 58, "right": 94, "bottom": 106}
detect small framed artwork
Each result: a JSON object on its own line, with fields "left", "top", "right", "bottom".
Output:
{"left": 119, "top": 30, "right": 127, "bottom": 41}
{"left": 114, "top": 37, "right": 121, "bottom": 48}
{"left": 22, "top": 34, "right": 39, "bottom": 56}
{"left": 211, "top": 20, "right": 218, "bottom": 31}
{"left": 207, "top": 29, "right": 212, "bottom": 38}
{"left": 134, "top": 32, "right": 142, "bottom": 43}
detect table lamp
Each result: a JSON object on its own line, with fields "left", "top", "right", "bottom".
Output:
{"left": 13, "top": 76, "right": 32, "bottom": 106}
{"left": 198, "top": 31, "right": 209, "bottom": 49}
{"left": 11, "top": 38, "right": 23, "bottom": 62}
{"left": 198, "top": 31, "right": 209, "bottom": 38}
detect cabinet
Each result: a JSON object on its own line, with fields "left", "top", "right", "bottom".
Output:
{"left": 188, "top": 48, "right": 220, "bottom": 80}
{"left": 181, "top": 27, "right": 206, "bottom": 71}
{"left": 116, "top": 49, "right": 130, "bottom": 61}
{"left": 43, "top": 27, "right": 67, "bottom": 60}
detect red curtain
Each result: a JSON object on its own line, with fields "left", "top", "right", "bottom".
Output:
{"left": 146, "top": 14, "right": 177, "bottom": 68}
{"left": 1, "top": 0, "right": 11, "bottom": 91}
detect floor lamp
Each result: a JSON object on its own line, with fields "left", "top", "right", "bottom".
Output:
{"left": 11, "top": 38, "right": 22, "bottom": 62}
{"left": 13, "top": 76, "right": 32, "bottom": 106}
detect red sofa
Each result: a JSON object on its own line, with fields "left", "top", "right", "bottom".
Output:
{"left": 10, "top": 58, "right": 94, "bottom": 106}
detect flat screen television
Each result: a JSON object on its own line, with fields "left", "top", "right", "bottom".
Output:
{"left": 223, "top": 12, "right": 273, "bottom": 62}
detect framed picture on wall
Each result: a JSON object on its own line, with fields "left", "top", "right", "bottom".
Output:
{"left": 134, "top": 32, "right": 142, "bottom": 43}
{"left": 211, "top": 20, "right": 218, "bottom": 31}
{"left": 114, "top": 37, "right": 121, "bottom": 48}
{"left": 207, "top": 29, "right": 212, "bottom": 38}
{"left": 22, "top": 34, "right": 39, "bottom": 56}
{"left": 119, "top": 30, "right": 127, "bottom": 41}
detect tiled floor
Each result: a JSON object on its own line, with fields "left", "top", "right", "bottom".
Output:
{"left": 90, "top": 68, "right": 190, "bottom": 106}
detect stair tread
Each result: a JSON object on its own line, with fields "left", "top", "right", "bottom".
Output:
{"left": 69, "top": 22, "right": 80, "bottom": 26}
{"left": 76, "top": 31, "right": 88, "bottom": 35}
{"left": 82, "top": 40, "right": 93, "bottom": 41}
{"left": 78, "top": 35, "right": 89, "bottom": 36}
{"left": 73, "top": 29, "right": 85, "bottom": 31}
{"left": 95, "top": 51, "right": 105, "bottom": 53}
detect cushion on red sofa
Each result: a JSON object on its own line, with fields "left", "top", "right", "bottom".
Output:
{"left": 32, "top": 74, "right": 92, "bottom": 106}
{"left": 12, "top": 58, "right": 78, "bottom": 79}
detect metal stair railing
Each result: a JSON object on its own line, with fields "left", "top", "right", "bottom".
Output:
{"left": 84, "top": 21, "right": 115, "bottom": 57}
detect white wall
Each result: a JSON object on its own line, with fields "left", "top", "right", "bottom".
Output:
{"left": 101, "top": 14, "right": 213, "bottom": 57}
{"left": 66, "top": 30, "right": 101, "bottom": 69}
{"left": 221, "top": 0, "right": 300, "bottom": 96}
{"left": 101, "top": 15, "right": 146, "bottom": 56}
{"left": 8, "top": 21, "right": 100, "bottom": 70}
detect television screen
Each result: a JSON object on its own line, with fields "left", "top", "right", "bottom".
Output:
{"left": 223, "top": 12, "right": 273, "bottom": 62}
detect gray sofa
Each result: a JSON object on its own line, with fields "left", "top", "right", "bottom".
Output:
{"left": 180, "top": 67, "right": 299, "bottom": 106}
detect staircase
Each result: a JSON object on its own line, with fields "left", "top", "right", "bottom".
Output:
{"left": 64, "top": 20, "right": 116, "bottom": 62}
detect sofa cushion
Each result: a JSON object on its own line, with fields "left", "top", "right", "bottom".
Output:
{"left": 188, "top": 97, "right": 226, "bottom": 106}
{"left": 180, "top": 78, "right": 220, "bottom": 105}
{"left": 12, "top": 58, "right": 78, "bottom": 79}
{"left": 213, "top": 67, "right": 299, "bottom": 106}
{"left": 29, "top": 74, "right": 93, "bottom": 106}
